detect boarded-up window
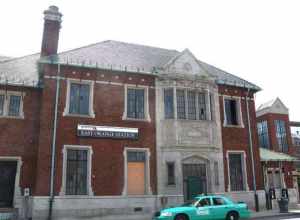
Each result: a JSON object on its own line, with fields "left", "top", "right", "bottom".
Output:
{"left": 127, "top": 151, "right": 146, "bottom": 195}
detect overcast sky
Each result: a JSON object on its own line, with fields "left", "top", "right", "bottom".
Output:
{"left": 1, "top": 0, "right": 299, "bottom": 121}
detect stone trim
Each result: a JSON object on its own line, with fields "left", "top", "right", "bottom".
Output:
{"left": 63, "top": 78, "right": 95, "bottom": 118}
{"left": 0, "top": 156, "right": 22, "bottom": 207}
{"left": 0, "top": 90, "right": 25, "bottom": 119}
{"left": 122, "top": 147, "right": 152, "bottom": 196}
{"left": 122, "top": 84, "right": 151, "bottom": 122}
{"left": 226, "top": 150, "right": 249, "bottom": 192}
{"left": 59, "top": 145, "right": 94, "bottom": 196}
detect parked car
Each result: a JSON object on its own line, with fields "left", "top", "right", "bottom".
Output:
{"left": 153, "top": 195, "right": 250, "bottom": 220}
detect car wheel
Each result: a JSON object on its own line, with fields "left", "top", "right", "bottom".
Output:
{"left": 175, "top": 214, "right": 188, "bottom": 220}
{"left": 226, "top": 211, "right": 239, "bottom": 220}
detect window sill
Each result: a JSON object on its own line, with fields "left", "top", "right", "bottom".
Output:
{"left": 63, "top": 112, "right": 95, "bottom": 118}
{"left": 122, "top": 117, "right": 151, "bottom": 122}
{"left": 223, "top": 124, "right": 244, "bottom": 128}
{"left": 0, "top": 115, "right": 24, "bottom": 120}
{"left": 165, "top": 118, "right": 213, "bottom": 123}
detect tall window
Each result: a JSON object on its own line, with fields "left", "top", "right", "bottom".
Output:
{"left": 8, "top": 95, "right": 21, "bottom": 117}
{"left": 229, "top": 153, "right": 245, "bottom": 191}
{"left": 167, "top": 162, "right": 175, "bottom": 185}
{"left": 127, "top": 88, "right": 145, "bottom": 119}
{"left": 176, "top": 89, "right": 186, "bottom": 119}
{"left": 127, "top": 151, "right": 146, "bottom": 195}
{"left": 66, "top": 149, "right": 88, "bottom": 195}
{"left": 214, "top": 162, "right": 219, "bottom": 185}
{"left": 224, "top": 99, "right": 238, "bottom": 125}
{"left": 275, "top": 120, "right": 288, "bottom": 152}
{"left": 257, "top": 121, "right": 270, "bottom": 148}
{"left": 164, "top": 88, "right": 174, "bottom": 119}
{"left": 198, "top": 93, "right": 207, "bottom": 120}
{"left": 0, "top": 95, "right": 4, "bottom": 116}
{"left": 69, "top": 83, "right": 90, "bottom": 115}
{"left": 187, "top": 91, "right": 196, "bottom": 120}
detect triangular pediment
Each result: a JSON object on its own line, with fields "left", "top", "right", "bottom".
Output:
{"left": 257, "top": 97, "right": 289, "bottom": 117}
{"left": 162, "top": 49, "right": 211, "bottom": 78}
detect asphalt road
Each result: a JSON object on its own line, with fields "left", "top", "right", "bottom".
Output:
{"left": 252, "top": 214, "right": 300, "bottom": 220}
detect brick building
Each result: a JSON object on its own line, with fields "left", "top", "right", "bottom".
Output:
{"left": 256, "top": 98, "right": 298, "bottom": 208}
{"left": 0, "top": 5, "right": 293, "bottom": 220}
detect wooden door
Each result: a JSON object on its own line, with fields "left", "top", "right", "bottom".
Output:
{"left": 127, "top": 162, "right": 145, "bottom": 195}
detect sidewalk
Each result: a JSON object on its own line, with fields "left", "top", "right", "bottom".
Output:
{"left": 250, "top": 208, "right": 300, "bottom": 218}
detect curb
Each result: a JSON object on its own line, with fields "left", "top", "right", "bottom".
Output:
{"left": 250, "top": 211, "right": 300, "bottom": 219}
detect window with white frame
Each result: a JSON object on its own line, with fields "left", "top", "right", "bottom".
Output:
{"left": 66, "top": 149, "right": 88, "bottom": 195}
{"left": 123, "top": 85, "right": 150, "bottom": 121}
{"left": 0, "top": 92, "right": 24, "bottom": 118}
{"left": 257, "top": 121, "right": 270, "bottom": 149}
{"left": 64, "top": 80, "right": 94, "bottom": 117}
{"left": 127, "top": 88, "right": 145, "bottom": 119}
{"left": 228, "top": 153, "right": 246, "bottom": 191}
{"left": 166, "top": 88, "right": 211, "bottom": 120}
{"left": 61, "top": 145, "right": 93, "bottom": 196}
{"left": 224, "top": 97, "right": 242, "bottom": 126}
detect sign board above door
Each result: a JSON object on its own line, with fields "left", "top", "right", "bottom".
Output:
{"left": 77, "top": 125, "right": 139, "bottom": 140}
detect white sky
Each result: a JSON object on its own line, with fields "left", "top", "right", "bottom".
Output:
{"left": 1, "top": 0, "right": 299, "bottom": 121}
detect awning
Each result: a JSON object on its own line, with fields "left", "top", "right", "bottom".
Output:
{"left": 260, "top": 148, "right": 298, "bottom": 162}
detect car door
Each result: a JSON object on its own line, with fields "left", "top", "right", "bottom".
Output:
{"left": 194, "top": 197, "right": 213, "bottom": 220}
{"left": 209, "top": 197, "right": 229, "bottom": 219}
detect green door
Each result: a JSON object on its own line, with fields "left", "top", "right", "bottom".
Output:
{"left": 186, "top": 176, "right": 205, "bottom": 201}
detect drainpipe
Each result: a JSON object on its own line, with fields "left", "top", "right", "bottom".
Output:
{"left": 48, "top": 63, "right": 61, "bottom": 220}
{"left": 245, "top": 89, "right": 259, "bottom": 212}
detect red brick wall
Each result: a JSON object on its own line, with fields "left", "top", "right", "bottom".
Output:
{"left": 0, "top": 85, "right": 41, "bottom": 191}
{"left": 34, "top": 64, "right": 157, "bottom": 196}
{"left": 218, "top": 85, "right": 264, "bottom": 191}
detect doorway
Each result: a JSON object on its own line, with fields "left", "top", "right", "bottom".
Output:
{"left": 0, "top": 161, "right": 17, "bottom": 207}
{"left": 183, "top": 164, "right": 207, "bottom": 201}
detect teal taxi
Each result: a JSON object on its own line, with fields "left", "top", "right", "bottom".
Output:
{"left": 153, "top": 195, "right": 250, "bottom": 220}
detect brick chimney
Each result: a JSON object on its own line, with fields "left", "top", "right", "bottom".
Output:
{"left": 41, "top": 6, "right": 62, "bottom": 57}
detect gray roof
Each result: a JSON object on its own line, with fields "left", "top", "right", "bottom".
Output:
{"left": 0, "top": 40, "right": 260, "bottom": 90}
{"left": 0, "top": 56, "right": 11, "bottom": 62}
{"left": 0, "top": 53, "right": 40, "bottom": 87}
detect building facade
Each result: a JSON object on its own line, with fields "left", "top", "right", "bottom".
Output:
{"left": 1, "top": 5, "right": 293, "bottom": 220}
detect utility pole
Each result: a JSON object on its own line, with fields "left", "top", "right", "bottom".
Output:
{"left": 245, "top": 88, "right": 259, "bottom": 212}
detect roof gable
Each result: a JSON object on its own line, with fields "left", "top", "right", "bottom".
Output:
{"left": 162, "top": 49, "right": 211, "bottom": 78}
{"left": 256, "top": 97, "right": 289, "bottom": 117}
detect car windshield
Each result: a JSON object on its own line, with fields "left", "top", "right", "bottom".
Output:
{"left": 181, "top": 198, "right": 199, "bottom": 207}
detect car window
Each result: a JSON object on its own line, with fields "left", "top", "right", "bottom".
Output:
{"left": 212, "top": 197, "right": 226, "bottom": 206}
{"left": 197, "top": 198, "right": 211, "bottom": 207}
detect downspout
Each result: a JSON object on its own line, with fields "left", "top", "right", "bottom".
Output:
{"left": 245, "top": 88, "right": 259, "bottom": 212}
{"left": 48, "top": 63, "right": 61, "bottom": 220}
